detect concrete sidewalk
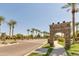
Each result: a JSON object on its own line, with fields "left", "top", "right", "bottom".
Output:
{"left": 50, "top": 41, "right": 67, "bottom": 56}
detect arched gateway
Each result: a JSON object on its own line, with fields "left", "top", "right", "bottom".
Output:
{"left": 49, "top": 21, "right": 71, "bottom": 49}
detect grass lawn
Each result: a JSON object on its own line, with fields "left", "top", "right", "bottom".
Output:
{"left": 42, "top": 44, "right": 50, "bottom": 48}
{"left": 67, "top": 43, "right": 79, "bottom": 56}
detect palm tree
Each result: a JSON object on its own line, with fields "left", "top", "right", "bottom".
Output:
{"left": 8, "top": 20, "right": 16, "bottom": 37}
{"left": 8, "top": 22, "right": 12, "bottom": 36}
{"left": 0, "top": 16, "right": 4, "bottom": 35}
{"left": 11, "top": 20, "right": 16, "bottom": 37}
{"left": 62, "top": 3, "right": 79, "bottom": 43}
{"left": 30, "top": 30, "right": 33, "bottom": 39}
{"left": 37, "top": 29, "right": 40, "bottom": 34}
{"left": 31, "top": 28, "right": 35, "bottom": 37}
{"left": 43, "top": 31, "right": 47, "bottom": 37}
{"left": 40, "top": 31, "right": 43, "bottom": 37}
{"left": 43, "top": 31, "right": 49, "bottom": 37}
{"left": 35, "top": 29, "right": 39, "bottom": 36}
{"left": 27, "top": 29, "right": 30, "bottom": 36}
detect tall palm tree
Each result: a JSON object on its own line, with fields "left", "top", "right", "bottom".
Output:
{"left": 8, "top": 22, "right": 12, "bottom": 36}
{"left": 27, "top": 29, "right": 30, "bottom": 36}
{"left": 30, "top": 30, "right": 33, "bottom": 39}
{"left": 62, "top": 3, "right": 79, "bottom": 43}
{"left": 31, "top": 28, "right": 35, "bottom": 37}
{"left": 37, "top": 29, "right": 40, "bottom": 34}
{"left": 35, "top": 29, "right": 39, "bottom": 36}
{"left": 40, "top": 31, "right": 42, "bottom": 37}
{"left": 8, "top": 20, "right": 16, "bottom": 37}
{"left": 35, "top": 29, "right": 40, "bottom": 38}
{"left": 11, "top": 20, "right": 16, "bottom": 37}
{"left": 43, "top": 31, "right": 47, "bottom": 37}
{"left": 43, "top": 31, "right": 49, "bottom": 37}
{"left": 0, "top": 16, "right": 4, "bottom": 35}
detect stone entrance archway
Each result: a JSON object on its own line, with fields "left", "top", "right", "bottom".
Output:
{"left": 49, "top": 21, "right": 71, "bottom": 49}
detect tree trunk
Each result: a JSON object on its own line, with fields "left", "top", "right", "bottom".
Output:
{"left": 72, "top": 3, "right": 76, "bottom": 44}
{"left": 9, "top": 26, "right": 11, "bottom": 36}
{"left": 12, "top": 26, "right": 14, "bottom": 37}
{"left": 31, "top": 31, "right": 33, "bottom": 39}
{"left": 28, "top": 31, "right": 29, "bottom": 35}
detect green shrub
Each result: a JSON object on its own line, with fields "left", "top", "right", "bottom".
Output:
{"left": 58, "top": 37, "right": 64, "bottom": 42}
{"left": 10, "top": 41, "right": 16, "bottom": 44}
{"left": 42, "top": 44, "right": 50, "bottom": 48}
{"left": 58, "top": 38, "right": 65, "bottom": 46}
{"left": 44, "top": 47, "right": 53, "bottom": 56}
{"left": 1, "top": 41, "right": 7, "bottom": 44}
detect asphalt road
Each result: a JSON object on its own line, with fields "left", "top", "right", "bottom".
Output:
{"left": 0, "top": 39, "right": 47, "bottom": 56}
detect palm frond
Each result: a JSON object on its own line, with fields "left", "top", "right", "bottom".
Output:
{"left": 68, "top": 3, "right": 72, "bottom": 6}
{"left": 62, "top": 3, "right": 71, "bottom": 8}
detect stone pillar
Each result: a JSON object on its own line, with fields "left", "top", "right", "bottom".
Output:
{"left": 49, "top": 34, "right": 54, "bottom": 47}
{"left": 64, "top": 32, "right": 71, "bottom": 50}
{"left": 49, "top": 25, "right": 54, "bottom": 47}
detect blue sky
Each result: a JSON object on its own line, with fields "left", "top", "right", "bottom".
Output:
{"left": 0, "top": 3, "right": 79, "bottom": 35}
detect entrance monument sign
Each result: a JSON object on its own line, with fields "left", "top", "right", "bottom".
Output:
{"left": 49, "top": 21, "right": 71, "bottom": 49}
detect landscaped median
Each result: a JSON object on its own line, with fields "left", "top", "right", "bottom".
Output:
{"left": 29, "top": 44, "right": 53, "bottom": 56}
{"left": 66, "top": 43, "right": 79, "bottom": 56}
{"left": 0, "top": 40, "right": 19, "bottom": 47}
